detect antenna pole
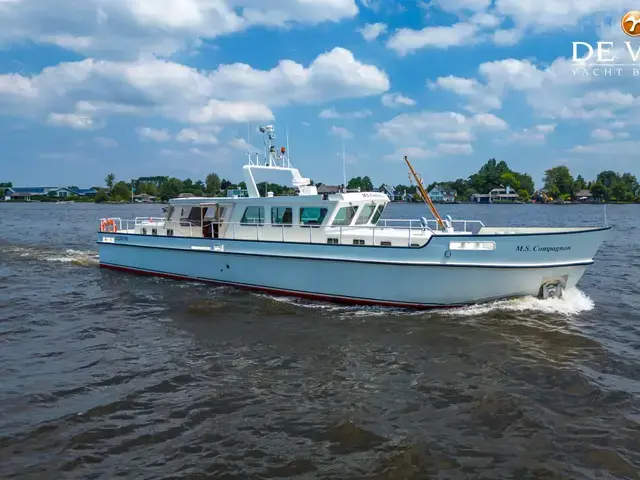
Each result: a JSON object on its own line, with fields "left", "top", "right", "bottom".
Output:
{"left": 342, "top": 140, "right": 347, "bottom": 193}
{"left": 286, "top": 125, "right": 290, "bottom": 167}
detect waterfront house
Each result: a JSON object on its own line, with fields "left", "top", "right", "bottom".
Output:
{"left": 428, "top": 185, "right": 456, "bottom": 203}
{"left": 133, "top": 193, "right": 157, "bottom": 203}
{"left": 573, "top": 189, "right": 602, "bottom": 203}
{"left": 2, "top": 186, "right": 98, "bottom": 201}
{"left": 471, "top": 186, "right": 520, "bottom": 203}
{"left": 379, "top": 184, "right": 411, "bottom": 202}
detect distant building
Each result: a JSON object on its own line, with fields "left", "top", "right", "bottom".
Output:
{"left": 226, "top": 188, "right": 248, "bottom": 197}
{"left": 471, "top": 186, "right": 519, "bottom": 203}
{"left": 2, "top": 186, "right": 97, "bottom": 201}
{"left": 428, "top": 185, "right": 456, "bottom": 203}
{"left": 133, "top": 193, "right": 157, "bottom": 203}
{"left": 379, "top": 184, "right": 411, "bottom": 202}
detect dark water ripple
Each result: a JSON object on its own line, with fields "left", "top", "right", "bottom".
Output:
{"left": 0, "top": 202, "right": 639, "bottom": 479}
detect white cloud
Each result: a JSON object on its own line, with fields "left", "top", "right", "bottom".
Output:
{"left": 469, "top": 13, "right": 501, "bottom": 28}
{"left": 176, "top": 128, "right": 219, "bottom": 144}
{"left": 472, "top": 113, "right": 509, "bottom": 130}
{"left": 437, "top": 143, "right": 474, "bottom": 155}
{"left": 569, "top": 141, "right": 640, "bottom": 155}
{"left": 0, "top": 0, "right": 359, "bottom": 58}
{"left": 498, "top": 124, "right": 556, "bottom": 145}
{"left": 359, "top": 22, "right": 387, "bottom": 41}
{"left": 319, "top": 107, "right": 372, "bottom": 119}
{"left": 0, "top": 47, "right": 388, "bottom": 126}
{"left": 47, "top": 112, "right": 95, "bottom": 130}
{"left": 186, "top": 100, "right": 273, "bottom": 124}
{"left": 492, "top": 29, "right": 522, "bottom": 46}
{"left": 428, "top": 0, "right": 492, "bottom": 13}
{"left": 329, "top": 125, "right": 353, "bottom": 139}
{"left": 428, "top": 75, "right": 501, "bottom": 112}
{"left": 433, "top": 131, "right": 475, "bottom": 142}
{"left": 138, "top": 127, "right": 171, "bottom": 142}
{"left": 381, "top": 93, "right": 416, "bottom": 108}
{"left": 495, "top": 0, "right": 630, "bottom": 29}
{"left": 376, "top": 110, "right": 508, "bottom": 146}
{"left": 387, "top": 23, "right": 477, "bottom": 55}
{"left": 383, "top": 146, "right": 434, "bottom": 162}
{"left": 591, "top": 128, "right": 615, "bottom": 141}
{"left": 95, "top": 136, "right": 118, "bottom": 147}
{"left": 229, "top": 137, "right": 259, "bottom": 151}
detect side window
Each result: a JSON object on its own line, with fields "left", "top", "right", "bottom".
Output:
{"left": 355, "top": 204, "right": 376, "bottom": 225}
{"left": 179, "top": 207, "right": 199, "bottom": 224}
{"left": 300, "top": 207, "right": 328, "bottom": 226}
{"left": 332, "top": 206, "right": 359, "bottom": 226}
{"left": 371, "top": 204, "right": 385, "bottom": 225}
{"left": 271, "top": 207, "right": 293, "bottom": 225}
{"left": 241, "top": 206, "right": 265, "bottom": 225}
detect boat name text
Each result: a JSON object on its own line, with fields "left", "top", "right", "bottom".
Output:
{"left": 516, "top": 245, "right": 572, "bottom": 252}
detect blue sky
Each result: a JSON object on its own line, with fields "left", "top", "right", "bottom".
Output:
{"left": 0, "top": 0, "right": 638, "bottom": 189}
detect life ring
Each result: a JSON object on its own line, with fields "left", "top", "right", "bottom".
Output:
{"left": 100, "top": 218, "right": 117, "bottom": 232}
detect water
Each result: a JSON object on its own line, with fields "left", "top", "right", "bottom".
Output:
{"left": 1, "top": 202, "right": 639, "bottom": 479}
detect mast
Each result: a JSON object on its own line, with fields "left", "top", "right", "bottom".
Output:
{"left": 342, "top": 140, "right": 347, "bottom": 192}
{"left": 404, "top": 156, "right": 446, "bottom": 231}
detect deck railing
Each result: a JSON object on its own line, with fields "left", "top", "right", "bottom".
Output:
{"left": 98, "top": 217, "right": 485, "bottom": 247}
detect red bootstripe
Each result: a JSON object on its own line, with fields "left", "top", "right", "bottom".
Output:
{"left": 99, "top": 263, "right": 461, "bottom": 310}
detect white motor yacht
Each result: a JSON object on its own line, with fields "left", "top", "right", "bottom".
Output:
{"left": 97, "top": 125, "right": 609, "bottom": 309}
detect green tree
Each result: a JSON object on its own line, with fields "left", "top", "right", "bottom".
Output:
{"left": 110, "top": 181, "right": 131, "bottom": 201}
{"left": 205, "top": 173, "right": 221, "bottom": 195}
{"left": 544, "top": 166, "right": 574, "bottom": 196}
{"left": 220, "top": 178, "right": 233, "bottom": 190}
{"left": 590, "top": 182, "right": 606, "bottom": 199}
{"left": 574, "top": 175, "right": 586, "bottom": 191}
{"left": 517, "top": 189, "right": 530, "bottom": 202}
{"left": 596, "top": 170, "right": 619, "bottom": 189}
{"left": 612, "top": 183, "right": 627, "bottom": 201}
{"left": 159, "top": 177, "right": 184, "bottom": 201}
{"left": 105, "top": 173, "right": 115, "bottom": 189}
{"left": 500, "top": 172, "right": 520, "bottom": 191}
{"left": 94, "top": 190, "right": 109, "bottom": 203}
{"left": 361, "top": 176, "right": 374, "bottom": 192}
{"left": 0, "top": 182, "right": 12, "bottom": 188}
{"left": 138, "top": 182, "right": 158, "bottom": 196}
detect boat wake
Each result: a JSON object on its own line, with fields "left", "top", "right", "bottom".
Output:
{"left": 261, "top": 288, "right": 594, "bottom": 318}
{"left": 441, "top": 288, "right": 594, "bottom": 317}
{"left": 2, "top": 245, "right": 99, "bottom": 267}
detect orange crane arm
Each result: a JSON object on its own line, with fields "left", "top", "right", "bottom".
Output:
{"left": 404, "top": 156, "right": 446, "bottom": 231}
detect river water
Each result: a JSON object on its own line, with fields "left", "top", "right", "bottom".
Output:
{"left": 0, "top": 202, "right": 638, "bottom": 479}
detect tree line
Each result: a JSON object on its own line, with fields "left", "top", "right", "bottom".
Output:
{"left": 543, "top": 166, "right": 639, "bottom": 202}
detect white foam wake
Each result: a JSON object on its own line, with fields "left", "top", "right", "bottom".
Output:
{"left": 443, "top": 288, "right": 594, "bottom": 317}
{"left": 258, "top": 288, "right": 594, "bottom": 318}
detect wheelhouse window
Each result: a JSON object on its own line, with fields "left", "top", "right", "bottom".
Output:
{"left": 241, "top": 206, "right": 265, "bottom": 225}
{"left": 371, "top": 204, "right": 385, "bottom": 225}
{"left": 300, "top": 207, "right": 328, "bottom": 226}
{"left": 179, "top": 207, "right": 201, "bottom": 225}
{"left": 271, "top": 207, "right": 293, "bottom": 225}
{"left": 331, "top": 206, "right": 359, "bottom": 226}
{"left": 355, "top": 204, "right": 376, "bottom": 225}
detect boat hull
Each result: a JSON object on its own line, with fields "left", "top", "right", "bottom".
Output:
{"left": 96, "top": 228, "right": 607, "bottom": 308}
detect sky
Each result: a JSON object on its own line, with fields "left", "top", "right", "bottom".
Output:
{"left": 0, "top": 0, "right": 639, "bottom": 190}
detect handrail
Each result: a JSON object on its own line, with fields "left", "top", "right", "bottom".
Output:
{"left": 98, "top": 216, "right": 483, "bottom": 247}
